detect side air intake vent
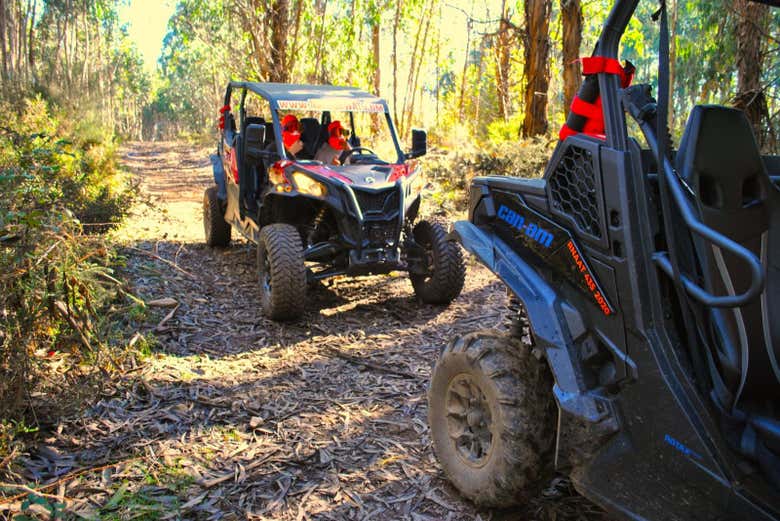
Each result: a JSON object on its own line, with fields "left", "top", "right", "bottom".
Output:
{"left": 548, "top": 146, "right": 601, "bottom": 238}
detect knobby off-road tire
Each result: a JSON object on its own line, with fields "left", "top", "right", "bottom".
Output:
{"left": 257, "top": 223, "right": 306, "bottom": 321}
{"left": 203, "top": 186, "right": 231, "bottom": 247}
{"left": 428, "top": 330, "right": 556, "bottom": 507}
{"left": 410, "top": 219, "right": 465, "bottom": 304}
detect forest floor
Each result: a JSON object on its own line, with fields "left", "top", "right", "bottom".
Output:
{"left": 3, "top": 142, "right": 609, "bottom": 520}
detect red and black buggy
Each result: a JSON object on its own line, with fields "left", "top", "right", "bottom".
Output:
{"left": 204, "top": 82, "right": 465, "bottom": 320}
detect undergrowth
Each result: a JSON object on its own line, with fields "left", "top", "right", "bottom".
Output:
{"left": 425, "top": 136, "right": 556, "bottom": 215}
{"left": 0, "top": 97, "right": 142, "bottom": 434}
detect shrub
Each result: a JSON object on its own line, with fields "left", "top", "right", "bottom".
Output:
{"left": 0, "top": 99, "right": 135, "bottom": 420}
{"left": 424, "top": 136, "right": 557, "bottom": 215}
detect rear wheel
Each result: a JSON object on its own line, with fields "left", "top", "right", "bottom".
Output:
{"left": 428, "top": 330, "right": 556, "bottom": 507}
{"left": 257, "top": 223, "right": 306, "bottom": 321}
{"left": 203, "top": 186, "right": 231, "bottom": 247}
{"left": 409, "top": 219, "right": 465, "bottom": 304}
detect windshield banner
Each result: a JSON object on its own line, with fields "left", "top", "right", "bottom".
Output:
{"left": 277, "top": 98, "right": 385, "bottom": 113}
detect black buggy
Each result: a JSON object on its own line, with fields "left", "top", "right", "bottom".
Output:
{"left": 204, "top": 83, "right": 465, "bottom": 320}
{"left": 428, "top": 1, "right": 780, "bottom": 520}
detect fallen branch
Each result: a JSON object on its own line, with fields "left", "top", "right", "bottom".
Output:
{"left": 0, "top": 457, "right": 140, "bottom": 505}
{"left": 155, "top": 304, "right": 180, "bottom": 331}
{"left": 126, "top": 246, "right": 196, "bottom": 279}
{"left": 323, "top": 346, "right": 420, "bottom": 379}
{"left": 197, "top": 450, "right": 280, "bottom": 489}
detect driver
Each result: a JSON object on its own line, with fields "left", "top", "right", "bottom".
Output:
{"left": 315, "top": 120, "right": 351, "bottom": 165}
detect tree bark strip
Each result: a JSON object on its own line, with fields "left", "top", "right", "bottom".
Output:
{"left": 522, "top": 0, "right": 552, "bottom": 137}
{"left": 561, "top": 0, "right": 582, "bottom": 114}
{"left": 733, "top": 0, "right": 771, "bottom": 150}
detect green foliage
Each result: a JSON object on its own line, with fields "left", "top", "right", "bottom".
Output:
{"left": 12, "top": 492, "right": 66, "bottom": 520}
{"left": 0, "top": 99, "right": 135, "bottom": 421}
{"left": 425, "top": 136, "right": 554, "bottom": 214}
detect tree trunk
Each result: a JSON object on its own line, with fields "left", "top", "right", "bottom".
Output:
{"left": 312, "top": 0, "right": 328, "bottom": 82}
{"left": 371, "top": 16, "right": 381, "bottom": 133}
{"left": 405, "top": 0, "right": 434, "bottom": 135}
{"left": 268, "top": 0, "right": 290, "bottom": 83}
{"left": 457, "top": 19, "right": 472, "bottom": 118}
{"left": 391, "top": 0, "right": 402, "bottom": 128}
{"left": 733, "top": 0, "right": 770, "bottom": 150}
{"left": 401, "top": 0, "right": 429, "bottom": 137}
{"left": 522, "top": 0, "right": 552, "bottom": 137}
{"left": 494, "top": 0, "right": 511, "bottom": 121}
{"left": 0, "top": 0, "right": 8, "bottom": 85}
{"left": 27, "top": 0, "right": 34, "bottom": 83}
{"left": 372, "top": 22, "right": 380, "bottom": 95}
{"left": 287, "top": 0, "right": 302, "bottom": 77}
{"left": 560, "top": 0, "right": 581, "bottom": 114}
{"left": 668, "top": 0, "right": 678, "bottom": 130}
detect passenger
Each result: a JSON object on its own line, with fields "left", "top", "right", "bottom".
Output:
{"left": 315, "top": 120, "right": 351, "bottom": 165}
{"left": 281, "top": 114, "right": 303, "bottom": 158}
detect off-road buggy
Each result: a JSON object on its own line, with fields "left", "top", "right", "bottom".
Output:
{"left": 204, "top": 83, "right": 465, "bottom": 320}
{"left": 428, "top": 1, "right": 780, "bottom": 519}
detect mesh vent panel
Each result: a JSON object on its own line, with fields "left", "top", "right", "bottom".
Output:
{"left": 549, "top": 146, "right": 601, "bottom": 238}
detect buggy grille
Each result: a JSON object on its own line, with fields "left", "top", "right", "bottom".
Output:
{"left": 353, "top": 188, "right": 399, "bottom": 214}
{"left": 548, "top": 146, "right": 601, "bottom": 238}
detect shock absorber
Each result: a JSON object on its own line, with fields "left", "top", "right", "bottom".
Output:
{"left": 506, "top": 293, "right": 529, "bottom": 340}
{"left": 308, "top": 206, "right": 328, "bottom": 244}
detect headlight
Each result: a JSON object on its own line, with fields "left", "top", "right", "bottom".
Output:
{"left": 291, "top": 172, "right": 328, "bottom": 198}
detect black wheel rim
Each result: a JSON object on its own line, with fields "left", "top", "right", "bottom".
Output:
{"left": 414, "top": 232, "right": 435, "bottom": 282}
{"left": 446, "top": 374, "right": 493, "bottom": 466}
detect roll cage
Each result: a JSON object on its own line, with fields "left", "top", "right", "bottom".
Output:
{"left": 221, "top": 82, "right": 406, "bottom": 164}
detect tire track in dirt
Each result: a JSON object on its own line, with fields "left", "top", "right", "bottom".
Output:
{"left": 9, "top": 142, "right": 608, "bottom": 520}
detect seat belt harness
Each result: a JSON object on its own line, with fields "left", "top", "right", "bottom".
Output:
{"left": 559, "top": 57, "right": 635, "bottom": 141}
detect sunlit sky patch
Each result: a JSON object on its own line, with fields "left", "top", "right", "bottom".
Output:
{"left": 117, "top": 0, "right": 176, "bottom": 73}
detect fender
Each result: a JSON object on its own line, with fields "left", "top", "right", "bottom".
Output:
{"left": 450, "top": 220, "right": 619, "bottom": 462}
{"left": 210, "top": 154, "right": 227, "bottom": 200}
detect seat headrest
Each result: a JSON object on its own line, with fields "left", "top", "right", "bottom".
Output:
{"left": 676, "top": 105, "right": 768, "bottom": 212}
{"left": 245, "top": 124, "right": 265, "bottom": 148}
{"left": 299, "top": 118, "right": 321, "bottom": 156}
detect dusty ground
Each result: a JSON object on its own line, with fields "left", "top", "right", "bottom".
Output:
{"left": 1, "top": 143, "right": 607, "bottom": 520}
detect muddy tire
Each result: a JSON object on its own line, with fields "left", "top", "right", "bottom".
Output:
{"left": 428, "top": 330, "right": 556, "bottom": 507}
{"left": 257, "top": 223, "right": 306, "bottom": 321}
{"left": 203, "top": 186, "right": 231, "bottom": 247}
{"left": 410, "top": 220, "right": 465, "bottom": 304}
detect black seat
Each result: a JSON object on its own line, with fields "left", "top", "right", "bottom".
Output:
{"left": 239, "top": 117, "right": 266, "bottom": 212}
{"left": 675, "top": 105, "right": 780, "bottom": 406}
{"left": 264, "top": 122, "right": 275, "bottom": 147}
{"left": 299, "top": 117, "right": 321, "bottom": 159}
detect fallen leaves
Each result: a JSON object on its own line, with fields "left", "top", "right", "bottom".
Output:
{"left": 0, "top": 142, "right": 609, "bottom": 521}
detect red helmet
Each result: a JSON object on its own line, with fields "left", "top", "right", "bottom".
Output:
{"left": 328, "top": 121, "right": 347, "bottom": 150}
{"left": 282, "top": 114, "right": 300, "bottom": 132}
{"left": 281, "top": 114, "right": 301, "bottom": 148}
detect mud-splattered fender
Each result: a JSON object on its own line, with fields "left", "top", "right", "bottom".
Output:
{"left": 449, "top": 220, "right": 617, "bottom": 427}
{"left": 210, "top": 154, "right": 227, "bottom": 200}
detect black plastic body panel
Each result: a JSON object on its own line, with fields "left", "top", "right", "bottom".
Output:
{"left": 457, "top": 135, "right": 780, "bottom": 520}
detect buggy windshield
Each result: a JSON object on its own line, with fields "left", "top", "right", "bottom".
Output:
{"left": 278, "top": 108, "right": 400, "bottom": 164}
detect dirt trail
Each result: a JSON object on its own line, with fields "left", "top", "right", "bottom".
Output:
{"left": 8, "top": 142, "right": 605, "bottom": 520}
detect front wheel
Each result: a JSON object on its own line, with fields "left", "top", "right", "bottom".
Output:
{"left": 203, "top": 186, "right": 231, "bottom": 247}
{"left": 257, "top": 224, "right": 306, "bottom": 321}
{"left": 409, "top": 220, "right": 465, "bottom": 304}
{"left": 428, "top": 331, "right": 556, "bottom": 507}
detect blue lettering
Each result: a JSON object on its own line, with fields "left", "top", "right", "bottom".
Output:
{"left": 497, "top": 204, "right": 554, "bottom": 249}
{"left": 664, "top": 434, "right": 702, "bottom": 460}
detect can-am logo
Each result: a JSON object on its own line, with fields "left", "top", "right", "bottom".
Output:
{"left": 497, "top": 204, "right": 554, "bottom": 248}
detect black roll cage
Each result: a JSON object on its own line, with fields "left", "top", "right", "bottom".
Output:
{"left": 221, "top": 82, "right": 406, "bottom": 164}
